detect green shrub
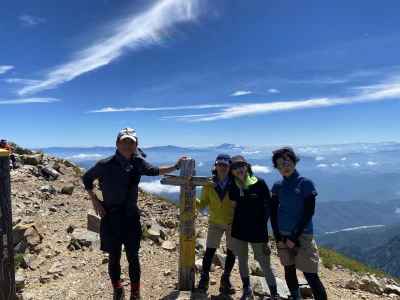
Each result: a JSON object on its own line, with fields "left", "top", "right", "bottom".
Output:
{"left": 14, "top": 253, "right": 25, "bottom": 270}
{"left": 319, "top": 246, "right": 387, "bottom": 278}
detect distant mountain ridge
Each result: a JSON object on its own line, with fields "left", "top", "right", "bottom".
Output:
{"left": 318, "top": 222, "right": 400, "bottom": 277}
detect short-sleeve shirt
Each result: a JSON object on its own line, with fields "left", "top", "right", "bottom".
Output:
{"left": 271, "top": 170, "right": 317, "bottom": 235}
{"left": 82, "top": 151, "right": 160, "bottom": 215}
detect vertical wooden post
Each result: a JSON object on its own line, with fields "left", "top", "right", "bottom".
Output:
{"left": 0, "top": 149, "right": 16, "bottom": 300}
{"left": 178, "top": 159, "right": 196, "bottom": 290}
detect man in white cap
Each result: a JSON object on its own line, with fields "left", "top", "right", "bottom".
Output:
{"left": 82, "top": 128, "right": 184, "bottom": 300}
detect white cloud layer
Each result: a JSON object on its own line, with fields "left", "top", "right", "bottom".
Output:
{"left": 0, "top": 98, "right": 59, "bottom": 105}
{"left": 268, "top": 88, "right": 280, "bottom": 93}
{"left": 139, "top": 180, "right": 179, "bottom": 194}
{"left": 19, "top": 0, "right": 203, "bottom": 95}
{"left": 67, "top": 154, "right": 105, "bottom": 160}
{"left": 252, "top": 165, "right": 271, "bottom": 173}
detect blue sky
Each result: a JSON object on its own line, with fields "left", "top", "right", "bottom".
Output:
{"left": 1, "top": 0, "right": 400, "bottom": 147}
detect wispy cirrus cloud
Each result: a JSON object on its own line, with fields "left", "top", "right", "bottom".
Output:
{"left": 0, "top": 65, "right": 14, "bottom": 74}
{"left": 19, "top": 14, "right": 46, "bottom": 27}
{"left": 19, "top": 0, "right": 204, "bottom": 96}
{"left": 4, "top": 78, "right": 41, "bottom": 85}
{"left": 231, "top": 90, "right": 252, "bottom": 97}
{"left": 0, "top": 98, "right": 59, "bottom": 105}
{"left": 167, "top": 77, "right": 400, "bottom": 122}
{"left": 89, "top": 103, "right": 232, "bottom": 113}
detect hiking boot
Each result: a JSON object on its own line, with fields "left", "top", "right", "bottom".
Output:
{"left": 268, "top": 284, "right": 280, "bottom": 299}
{"left": 196, "top": 273, "right": 210, "bottom": 293}
{"left": 240, "top": 286, "right": 254, "bottom": 300}
{"left": 219, "top": 274, "right": 235, "bottom": 295}
{"left": 113, "top": 287, "right": 125, "bottom": 300}
{"left": 288, "top": 289, "right": 302, "bottom": 300}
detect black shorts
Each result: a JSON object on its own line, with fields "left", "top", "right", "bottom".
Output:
{"left": 100, "top": 211, "right": 142, "bottom": 254}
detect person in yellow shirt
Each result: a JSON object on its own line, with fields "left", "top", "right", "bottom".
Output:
{"left": 196, "top": 154, "right": 236, "bottom": 295}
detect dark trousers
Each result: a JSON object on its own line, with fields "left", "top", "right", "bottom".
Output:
{"left": 109, "top": 243, "right": 141, "bottom": 284}
{"left": 284, "top": 265, "right": 327, "bottom": 300}
{"left": 100, "top": 211, "right": 142, "bottom": 285}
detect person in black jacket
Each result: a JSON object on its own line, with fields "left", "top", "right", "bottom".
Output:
{"left": 229, "top": 155, "right": 279, "bottom": 300}
{"left": 271, "top": 147, "right": 327, "bottom": 300}
{"left": 82, "top": 128, "right": 184, "bottom": 300}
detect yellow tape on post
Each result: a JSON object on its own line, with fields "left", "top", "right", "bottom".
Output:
{"left": 0, "top": 149, "right": 10, "bottom": 157}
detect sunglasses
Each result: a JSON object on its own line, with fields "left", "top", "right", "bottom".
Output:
{"left": 231, "top": 163, "right": 247, "bottom": 170}
{"left": 216, "top": 163, "right": 229, "bottom": 167}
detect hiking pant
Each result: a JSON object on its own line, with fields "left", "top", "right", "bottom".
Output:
{"left": 109, "top": 243, "right": 141, "bottom": 284}
{"left": 232, "top": 238, "right": 277, "bottom": 287}
{"left": 101, "top": 212, "right": 142, "bottom": 285}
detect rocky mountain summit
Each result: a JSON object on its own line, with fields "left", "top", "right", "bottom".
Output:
{"left": 7, "top": 148, "right": 400, "bottom": 299}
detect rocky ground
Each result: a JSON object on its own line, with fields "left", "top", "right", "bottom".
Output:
{"left": 8, "top": 151, "right": 400, "bottom": 299}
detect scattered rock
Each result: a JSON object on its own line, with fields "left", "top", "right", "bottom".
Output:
{"left": 47, "top": 261, "right": 64, "bottom": 275}
{"left": 39, "top": 185, "right": 56, "bottom": 194}
{"left": 87, "top": 210, "right": 101, "bottom": 233}
{"left": 250, "top": 276, "right": 290, "bottom": 298}
{"left": 161, "top": 240, "right": 176, "bottom": 251}
{"left": 49, "top": 206, "right": 58, "bottom": 212}
{"left": 345, "top": 279, "right": 359, "bottom": 290}
{"left": 15, "top": 271, "right": 26, "bottom": 292}
{"left": 249, "top": 260, "right": 263, "bottom": 276}
{"left": 12, "top": 223, "right": 43, "bottom": 253}
{"left": 146, "top": 222, "right": 166, "bottom": 243}
{"left": 66, "top": 224, "right": 75, "bottom": 234}
{"left": 68, "top": 228, "right": 99, "bottom": 250}
{"left": 359, "top": 275, "right": 384, "bottom": 295}
{"left": 39, "top": 275, "right": 51, "bottom": 284}
{"left": 385, "top": 284, "right": 400, "bottom": 296}
{"left": 21, "top": 154, "right": 42, "bottom": 166}
{"left": 39, "top": 166, "right": 60, "bottom": 180}
{"left": 61, "top": 184, "right": 75, "bottom": 195}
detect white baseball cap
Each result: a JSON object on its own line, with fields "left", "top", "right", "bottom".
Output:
{"left": 117, "top": 128, "right": 137, "bottom": 143}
